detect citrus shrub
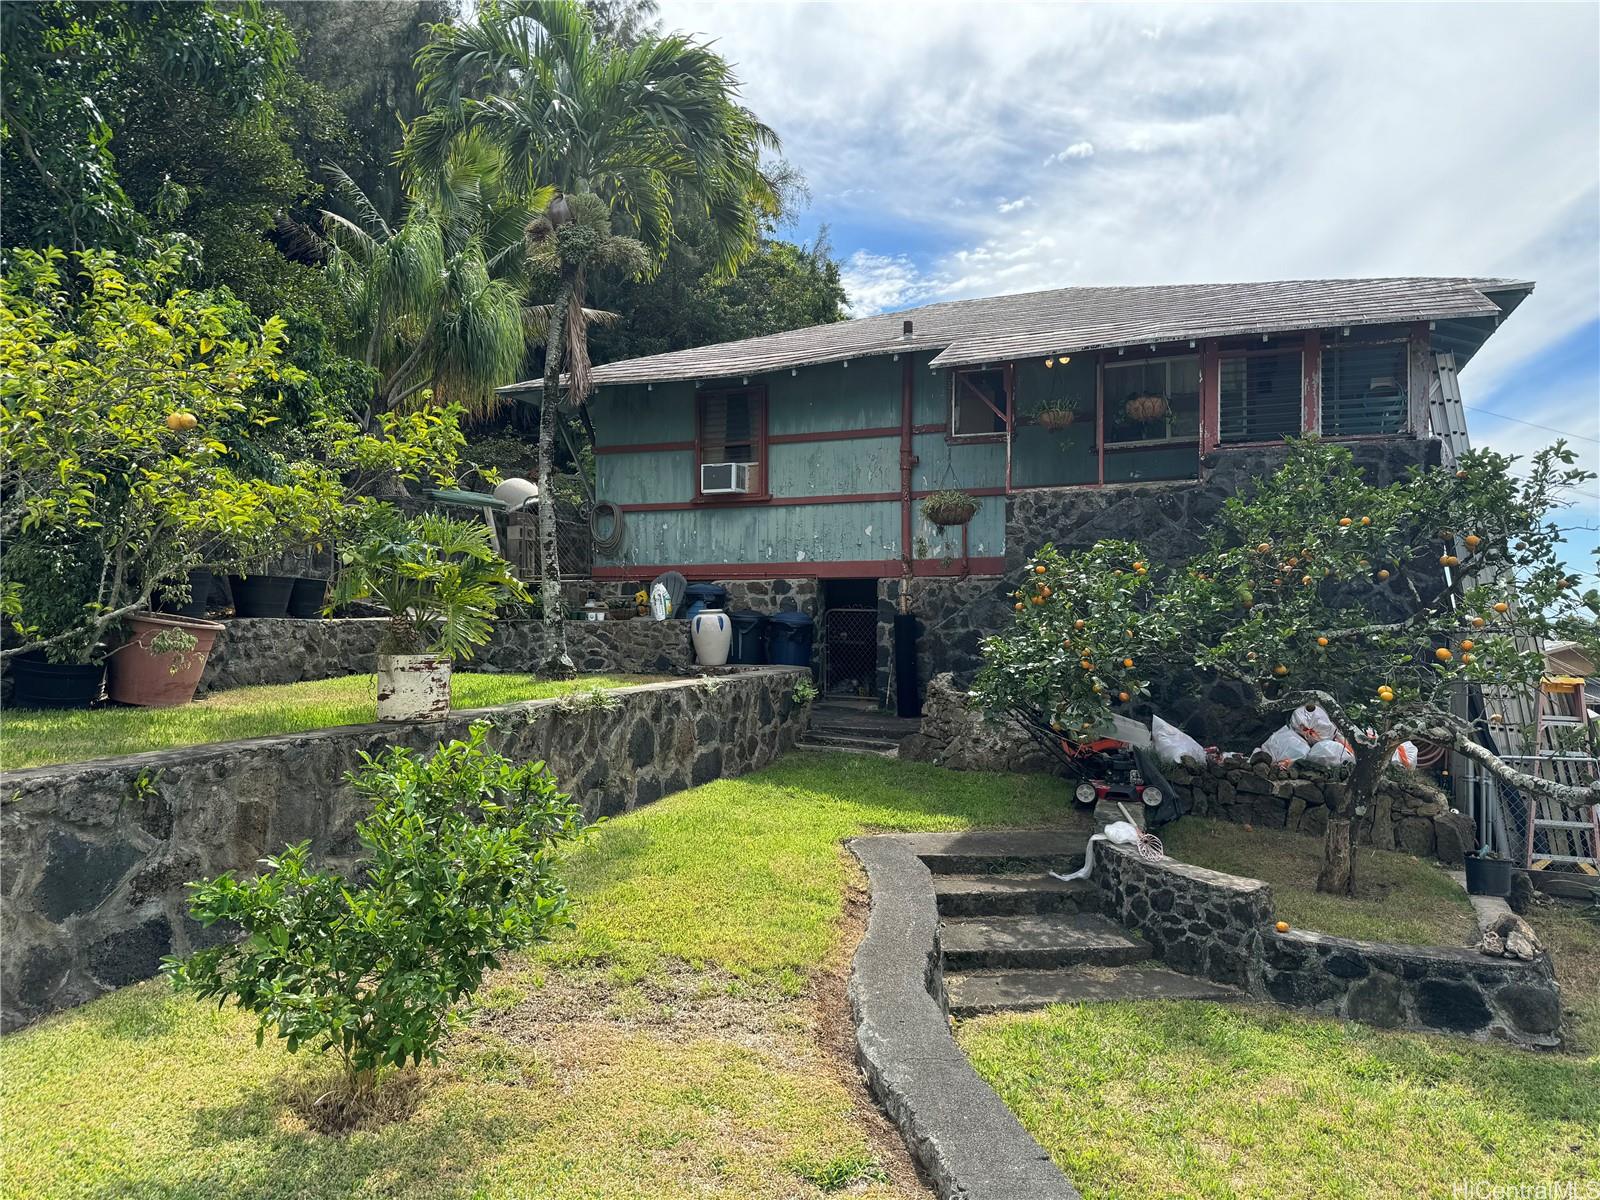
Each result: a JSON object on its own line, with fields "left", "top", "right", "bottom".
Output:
{"left": 0, "top": 246, "right": 465, "bottom": 664}
{"left": 974, "top": 439, "right": 1599, "bottom": 895}
{"left": 164, "top": 724, "right": 581, "bottom": 1112}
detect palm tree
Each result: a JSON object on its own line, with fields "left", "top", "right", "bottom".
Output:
{"left": 408, "top": 0, "right": 779, "bottom": 672}
{"left": 321, "top": 135, "right": 549, "bottom": 426}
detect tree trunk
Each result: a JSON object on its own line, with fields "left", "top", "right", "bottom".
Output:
{"left": 537, "top": 271, "right": 575, "bottom": 678}
{"left": 1316, "top": 744, "right": 1387, "bottom": 895}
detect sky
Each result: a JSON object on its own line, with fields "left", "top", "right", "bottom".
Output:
{"left": 659, "top": 0, "right": 1600, "bottom": 576}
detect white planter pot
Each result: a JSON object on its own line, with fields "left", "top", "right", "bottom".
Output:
{"left": 376, "top": 654, "right": 452, "bottom": 722}
{"left": 690, "top": 608, "right": 733, "bottom": 667}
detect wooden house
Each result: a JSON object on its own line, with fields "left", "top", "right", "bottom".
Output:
{"left": 502, "top": 276, "right": 1530, "bottom": 709}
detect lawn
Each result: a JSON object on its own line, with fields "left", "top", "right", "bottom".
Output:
{"left": 0, "top": 752, "right": 1065, "bottom": 1200}
{"left": 1161, "top": 816, "right": 1478, "bottom": 945}
{"left": 0, "top": 673, "right": 662, "bottom": 770}
{"left": 959, "top": 999, "right": 1600, "bottom": 1200}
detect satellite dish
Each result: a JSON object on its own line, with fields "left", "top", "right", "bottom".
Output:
{"left": 493, "top": 477, "right": 539, "bottom": 512}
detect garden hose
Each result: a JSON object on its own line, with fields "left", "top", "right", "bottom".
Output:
{"left": 590, "top": 500, "right": 625, "bottom": 556}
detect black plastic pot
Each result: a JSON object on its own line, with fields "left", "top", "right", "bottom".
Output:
{"left": 154, "top": 568, "right": 214, "bottom": 619}
{"left": 229, "top": 574, "right": 295, "bottom": 619}
{"left": 1465, "top": 855, "right": 1514, "bottom": 897}
{"left": 287, "top": 577, "right": 328, "bottom": 620}
{"left": 10, "top": 656, "right": 105, "bottom": 709}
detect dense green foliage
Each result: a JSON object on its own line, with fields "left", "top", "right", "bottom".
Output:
{"left": 0, "top": 247, "right": 462, "bottom": 663}
{"left": 975, "top": 439, "right": 1600, "bottom": 891}
{"left": 166, "top": 725, "right": 581, "bottom": 1085}
{"left": 329, "top": 511, "right": 531, "bottom": 657}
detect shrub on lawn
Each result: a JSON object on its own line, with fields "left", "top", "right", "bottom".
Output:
{"left": 164, "top": 723, "right": 580, "bottom": 1125}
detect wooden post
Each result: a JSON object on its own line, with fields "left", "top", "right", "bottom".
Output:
{"left": 1406, "top": 322, "right": 1432, "bottom": 434}
{"left": 899, "top": 353, "right": 915, "bottom": 610}
{"left": 1302, "top": 331, "right": 1322, "bottom": 435}
{"left": 1094, "top": 355, "right": 1105, "bottom": 486}
{"left": 1199, "top": 340, "right": 1221, "bottom": 454}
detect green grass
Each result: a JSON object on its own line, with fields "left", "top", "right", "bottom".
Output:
{"left": 0, "top": 673, "right": 662, "bottom": 770}
{"left": 1162, "top": 816, "right": 1477, "bottom": 945}
{"left": 959, "top": 1001, "right": 1600, "bottom": 1200}
{"left": 0, "top": 752, "right": 1063, "bottom": 1200}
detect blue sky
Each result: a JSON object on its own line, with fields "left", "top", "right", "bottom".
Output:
{"left": 659, "top": 0, "right": 1599, "bottom": 573}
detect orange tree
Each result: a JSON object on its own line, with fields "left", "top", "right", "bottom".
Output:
{"left": 974, "top": 439, "right": 1599, "bottom": 895}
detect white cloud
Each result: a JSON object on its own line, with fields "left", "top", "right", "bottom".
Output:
{"left": 997, "top": 195, "right": 1032, "bottom": 213}
{"left": 661, "top": 0, "right": 1598, "bottom": 479}
{"left": 1044, "top": 141, "right": 1095, "bottom": 165}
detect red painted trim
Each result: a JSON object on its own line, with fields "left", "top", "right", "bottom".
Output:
{"left": 1095, "top": 354, "right": 1106, "bottom": 486}
{"left": 593, "top": 556, "right": 1007, "bottom": 582}
{"left": 1199, "top": 340, "right": 1221, "bottom": 453}
{"left": 767, "top": 426, "right": 901, "bottom": 445}
{"left": 694, "top": 384, "right": 770, "bottom": 504}
{"left": 912, "top": 422, "right": 947, "bottom": 435}
{"left": 593, "top": 440, "right": 695, "bottom": 455}
{"left": 618, "top": 485, "right": 1008, "bottom": 515}
{"left": 1302, "top": 331, "right": 1322, "bottom": 434}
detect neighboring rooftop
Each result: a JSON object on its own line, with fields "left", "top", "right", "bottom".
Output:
{"left": 501, "top": 275, "right": 1533, "bottom": 395}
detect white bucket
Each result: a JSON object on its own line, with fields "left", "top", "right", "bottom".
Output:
{"left": 376, "top": 654, "right": 452, "bottom": 722}
{"left": 690, "top": 608, "right": 732, "bottom": 666}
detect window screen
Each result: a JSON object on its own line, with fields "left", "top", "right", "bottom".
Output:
{"left": 1103, "top": 356, "right": 1201, "bottom": 444}
{"left": 698, "top": 388, "right": 764, "bottom": 494}
{"left": 1321, "top": 343, "right": 1407, "bottom": 436}
{"left": 951, "top": 368, "right": 1008, "bottom": 436}
{"left": 1219, "top": 351, "right": 1303, "bottom": 444}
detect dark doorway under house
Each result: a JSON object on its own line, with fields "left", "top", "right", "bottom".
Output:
{"left": 821, "top": 578, "right": 879, "bottom": 698}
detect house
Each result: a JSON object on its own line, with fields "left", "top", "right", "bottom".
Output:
{"left": 501, "top": 276, "right": 1530, "bottom": 714}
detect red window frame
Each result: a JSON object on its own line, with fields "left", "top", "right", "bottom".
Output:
{"left": 694, "top": 384, "right": 770, "bottom": 504}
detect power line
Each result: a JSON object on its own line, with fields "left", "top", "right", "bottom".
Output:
{"left": 1465, "top": 405, "right": 1600, "bottom": 445}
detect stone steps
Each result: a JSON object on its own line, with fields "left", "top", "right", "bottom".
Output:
{"left": 796, "top": 729, "right": 901, "bottom": 757}
{"left": 940, "top": 913, "right": 1151, "bottom": 971}
{"left": 897, "top": 829, "right": 1092, "bottom": 876}
{"left": 945, "top": 963, "right": 1243, "bottom": 1017}
{"left": 933, "top": 873, "right": 1097, "bottom": 918}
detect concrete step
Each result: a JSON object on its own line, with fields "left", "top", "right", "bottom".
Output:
{"left": 945, "top": 964, "right": 1244, "bottom": 1017}
{"left": 809, "top": 711, "right": 920, "bottom": 741}
{"left": 893, "top": 828, "right": 1094, "bottom": 876}
{"left": 933, "top": 873, "right": 1097, "bottom": 918}
{"left": 940, "top": 912, "right": 1151, "bottom": 971}
{"left": 798, "top": 729, "right": 901, "bottom": 757}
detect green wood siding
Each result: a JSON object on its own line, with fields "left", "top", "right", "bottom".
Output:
{"left": 770, "top": 436, "right": 899, "bottom": 498}
{"left": 767, "top": 355, "right": 901, "bottom": 433}
{"left": 608, "top": 500, "right": 901, "bottom": 570}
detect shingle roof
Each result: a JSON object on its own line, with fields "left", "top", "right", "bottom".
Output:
{"left": 500, "top": 275, "right": 1532, "bottom": 394}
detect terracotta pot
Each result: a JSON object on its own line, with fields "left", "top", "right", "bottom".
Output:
{"left": 107, "top": 612, "right": 224, "bottom": 707}
{"left": 376, "top": 654, "right": 451, "bottom": 722}
{"left": 690, "top": 608, "right": 733, "bottom": 666}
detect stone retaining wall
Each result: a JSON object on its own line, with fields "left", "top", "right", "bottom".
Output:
{"left": 900, "top": 674, "right": 1474, "bottom": 865}
{"left": 198, "top": 616, "right": 694, "bottom": 695}
{"left": 1092, "top": 842, "right": 1562, "bottom": 1048}
{"left": 0, "top": 668, "right": 807, "bottom": 1030}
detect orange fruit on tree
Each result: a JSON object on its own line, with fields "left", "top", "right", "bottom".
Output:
{"left": 1035, "top": 565, "right": 1047, "bottom": 575}
{"left": 1463, "top": 653, "right": 1475, "bottom": 664}
{"left": 1465, "top": 534, "right": 1481, "bottom": 549}
{"left": 1471, "top": 616, "right": 1486, "bottom": 628}
{"left": 1032, "top": 595, "right": 1044, "bottom": 605}
{"left": 1435, "top": 647, "right": 1453, "bottom": 662}
{"left": 1041, "top": 586, "right": 1052, "bottom": 597}
{"left": 1014, "top": 602, "right": 1024, "bottom": 611}
{"left": 1123, "top": 657, "right": 1134, "bottom": 668}
{"left": 1461, "top": 639, "right": 1474, "bottom": 651}
{"left": 1360, "top": 516, "right": 1371, "bottom": 526}
{"left": 1456, "top": 469, "right": 1468, "bottom": 479}
{"left": 1074, "top": 618, "right": 1086, "bottom": 630}
{"left": 1118, "top": 691, "right": 1130, "bottom": 702}
{"left": 1302, "top": 575, "right": 1313, "bottom": 586}
{"left": 1339, "top": 517, "right": 1352, "bottom": 527}
{"left": 1275, "top": 921, "right": 1290, "bottom": 933}
{"left": 1257, "top": 543, "right": 1271, "bottom": 554}
{"left": 1316, "top": 636, "right": 1329, "bottom": 647}
{"left": 1377, "top": 569, "right": 1390, "bottom": 580}
{"left": 1493, "top": 602, "right": 1509, "bottom": 614}
{"left": 1273, "top": 665, "right": 1288, "bottom": 677}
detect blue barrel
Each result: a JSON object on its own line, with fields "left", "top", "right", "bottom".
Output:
{"left": 766, "top": 610, "right": 815, "bottom": 667}
{"left": 681, "top": 582, "right": 729, "bottom": 621}
{"left": 729, "top": 610, "right": 768, "bottom": 664}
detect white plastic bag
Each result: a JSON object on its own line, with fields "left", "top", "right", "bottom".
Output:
{"left": 1259, "top": 725, "right": 1311, "bottom": 764}
{"left": 1051, "top": 821, "right": 1144, "bottom": 883}
{"left": 1289, "top": 703, "right": 1338, "bottom": 745}
{"left": 1305, "top": 738, "right": 1355, "bottom": 767}
{"left": 649, "top": 582, "right": 672, "bottom": 621}
{"left": 1391, "top": 741, "right": 1418, "bottom": 768}
{"left": 1151, "top": 715, "right": 1206, "bottom": 766}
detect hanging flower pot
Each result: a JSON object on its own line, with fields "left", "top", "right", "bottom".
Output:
{"left": 1125, "top": 393, "right": 1170, "bottom": 424}
{"left": 921, "top": 490, "right": 981, "bottom": 528}
{"left": 1036, "top": 406, "right": 1078, "bottom": 432}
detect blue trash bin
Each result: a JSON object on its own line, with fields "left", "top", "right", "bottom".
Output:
{"left": 766, "top": 610, "right": 815, "bottom": 667}
{"left": 729, "top": 610, "right": 769, "bottom": 664}
{"left": 681, "top": 582, "right": 729, "bottom": 622}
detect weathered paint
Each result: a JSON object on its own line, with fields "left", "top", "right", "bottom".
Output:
{"left": 581, "top": 322, "right": 1427, "bottom": 571}
{"left": 375, "top": 655, "right": 452, "bottom": 722}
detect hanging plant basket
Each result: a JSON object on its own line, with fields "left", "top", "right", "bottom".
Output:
{"left": 921, "top": 490, "right": 981, "bottom": 528}
{"left": 1125, "top": 393, "right": 1170, "bottom": 424}
{"left": 1036, "top": 406, "right": 1078, "bottom": 432}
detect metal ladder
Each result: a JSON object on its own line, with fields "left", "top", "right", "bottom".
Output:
{"left": 1524, "top": 678, "right": 1600, "bottom": 873}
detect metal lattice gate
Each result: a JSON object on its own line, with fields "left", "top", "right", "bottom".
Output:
{"left": 823, "top": 607, "right": 878, "bottom": 697}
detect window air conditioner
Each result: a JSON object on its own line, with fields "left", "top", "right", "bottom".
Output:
{"left": 700, "top": 462, "right": 751, "bottom": 494}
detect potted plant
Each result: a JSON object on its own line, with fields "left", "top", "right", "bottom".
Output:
{"left": 330, "top": 511, "right": 529, "bottom": 721}
{"left": 0, "top": 248, "right": 470, "bottom": 699}
{"left": 1464, "top": 846, "right": 1514, "bottom": 897}
{"left": 1125, "top": 393, "right": 1171, "bottom": 424}
{"left": 1034, "top": 399, "right": 1080, "bottom": 432}
{"left": 3, "top": 537, "right": 107, "bottom": 708}
{"left": 106, "top": 611, "right": 226, "bottom": 706}
{"left": 921, "top": 490, "right": 981, "bottom": 529}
